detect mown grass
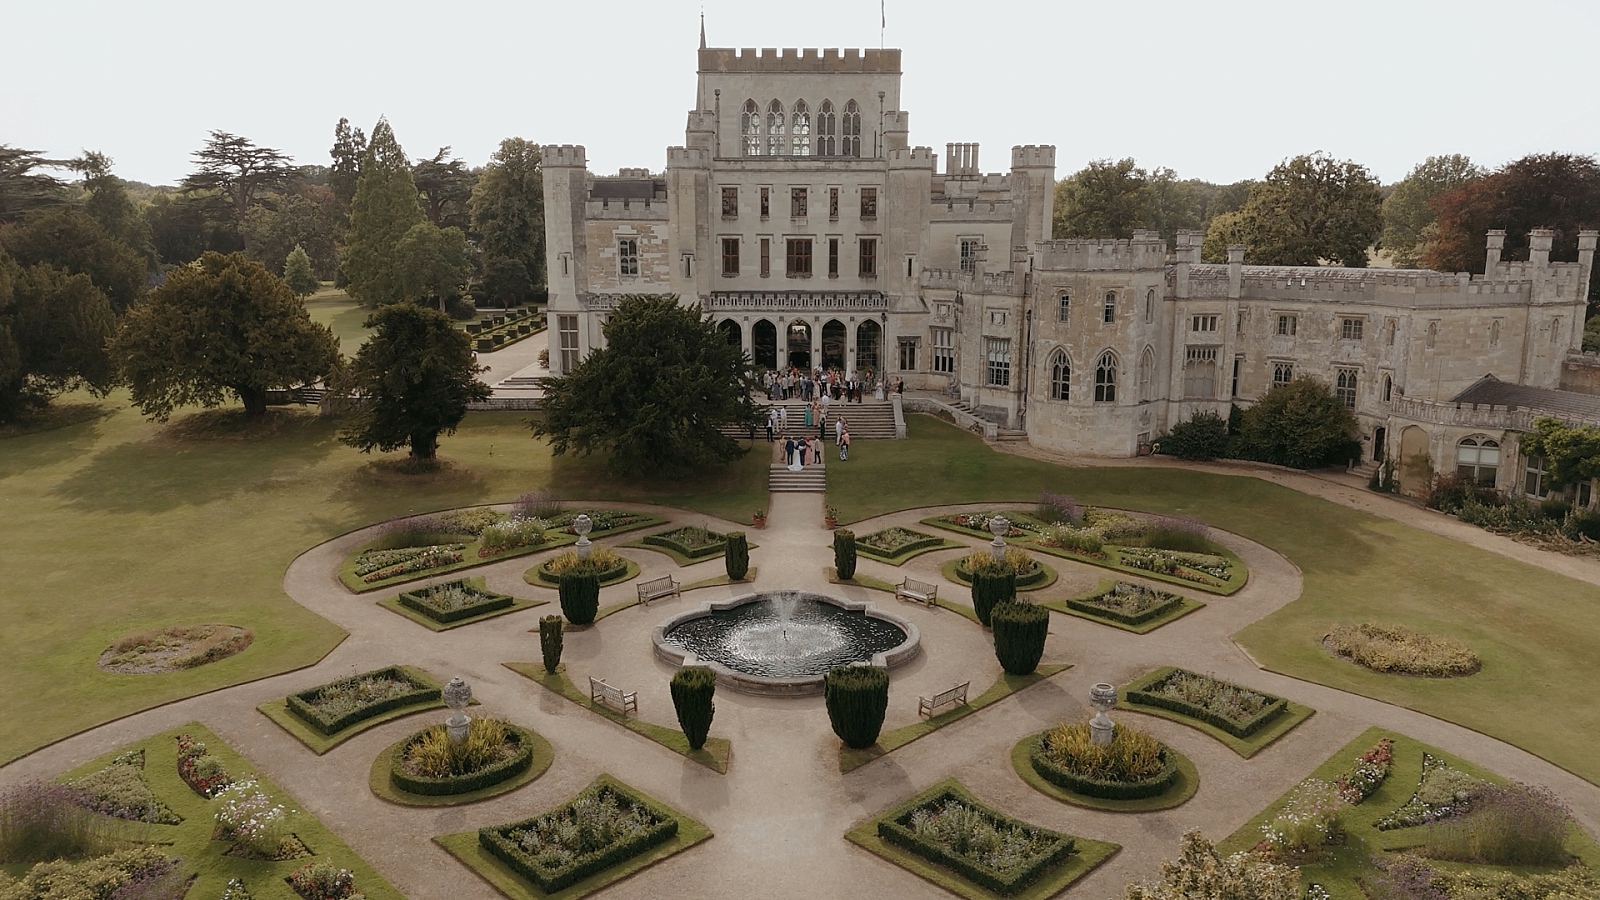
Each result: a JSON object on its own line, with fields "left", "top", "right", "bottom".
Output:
{"left": 0, "top": 395, "right": 766, "bottom": 764}
{"left": 831, "top": 415, "right": 1600, "bottom": 786}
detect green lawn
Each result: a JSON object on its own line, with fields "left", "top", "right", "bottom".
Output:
{"left": 830, "top": 415, "right": 1600, "bottom": 786}
{"left": 304, "top": 287, "right": 373, "bottom": 353}
{"left": 0, "top": 396, "right": 766, "bottom": 764}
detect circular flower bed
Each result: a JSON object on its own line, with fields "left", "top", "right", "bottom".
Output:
{"left": 533, "top": 548, "right": 630, "bottom": 585}
{"left": 953, "top": 549, "right": 1049, "bottom": 588}
{"left": 1326, "top": 623, "right": 1480, "bottom": 677}
{"left": 1029, "top": 722, "right": 1180, "bottom": 800}
{"left": 389, "top": 718, "right": 534, "bottom": 796}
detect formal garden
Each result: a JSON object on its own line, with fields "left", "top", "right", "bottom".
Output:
{"left": 3, "top": 408, "right": 1599, "bottom": 900}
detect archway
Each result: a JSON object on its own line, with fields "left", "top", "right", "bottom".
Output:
{"left": 822, "top": 319, "right": 846, "bottom": 370}
{"left": 752, "top": 319, "right": 778, "bottom": 369}
{"left": 718, "top": 319, "right": 742, "bottom": 350}
{"left": 1373, "top": 426, "right": 1387, "bottom": 463}
{"left": 855, "top": 320, "right": 882, "bottom": 374}
{"left": 786, "top": 320, "right": 812, "bottom": 370}
{"left": 1398, "top": 425, "right": 1431, "bottom": 497}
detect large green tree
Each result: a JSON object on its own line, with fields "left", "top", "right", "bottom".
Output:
{"left": 242, "top": 183, "right": 343, "bottom": 280}
{"left": 328, "top": 117, "right": 367, "bottom": 207}
{"left": 111, "top": 251, "right": 342, "bottom": 419}
{"left": 342, "top": 118, "right": 425, "bottom": 305}
{"left": 393, "top": 222, "right": 472, "bottom": 309}
{"left": 1424, "top": 153, "right": 1600, "bottom": 309}
{"left": 0, "top": 250, "right": 117, "bottom": 422}
{"left": 283, "top": 245, "right": 319, "bottom": 298}
{"left": 0, "top": 146, "right": 69, "bottom": 224}
{"left": 1380, "top": 154, "right": 1484, "bottom": 268}
{"left": 337, "top": 303, "right": 489, "bottom": 460}
{"left": 533, "top": 294, "right": 760, "bottom": 477}
{"left": 1234, "top": 153, "right": 1383, "bottom": 266}
{"left": 412, "top": 147, "right": 476, "bottom": 229}
{"left": 71, "top": 151, "right": 155, "bottom": 263}
{"left": 0, "top": 207, "right": 148, "bottom": 314}
{"left": 470, "top": 138, "right": 544, "bottom": 305}
{"left": 180, "top": 132, "right": 294, "bottom": 237}
{"left": 1232, "top": 376, "right": 1359, "bottom": 469}
{"left": 144, "top": 190, "right": 244, "bottom": 265}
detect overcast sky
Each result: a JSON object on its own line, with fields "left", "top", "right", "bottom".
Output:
{"left": 7, "top": 0, "right": 1599, "bottom": 188}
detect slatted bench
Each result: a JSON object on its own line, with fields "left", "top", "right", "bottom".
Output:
{"left": 637, "top": 575, "right": 680, "bottom": 606}
{"left": 589, "top": 677, "right": 638, "bottom": 715}
{"left": 918, "top": 681, "right": 970, "bottom": 718}
{"left": 896, "top": 577, "right": 938, "bottom": 606}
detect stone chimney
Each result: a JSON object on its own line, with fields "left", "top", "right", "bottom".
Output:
{"left": 1529, "top": 227, "right": 1554, "bottom": 267}
{"left": 1485, "top": 229, "right": 1505, "bottom": 273}
{"left": 1227, "top": 244, "right": 1244, "bottom": 299}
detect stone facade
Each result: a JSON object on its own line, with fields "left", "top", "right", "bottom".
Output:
{"left": 543, "top": 43, "right": 1600, "bottom": 498}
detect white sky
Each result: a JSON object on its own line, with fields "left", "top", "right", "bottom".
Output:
{"left": 7, "top": 0, "right": 1600, "bottom": 187}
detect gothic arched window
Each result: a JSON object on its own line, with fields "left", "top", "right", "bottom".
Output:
{"left": 1050, "top": 350, "right": 1071, "bottom": 400}
{"left": 766, "top": 100, "right": 786, "bottom": 156}
{"left": 1456, "top": 436, "right": 1500, "bottom": 486}
{"left": 741, "top": 100, "right": 761, "bottom": 156}
{"left": 842, "top": 100, "right": 861, "bottom": 157}
{"left": 1094, "top": 351, "right": 1118, "bottom": 403}
{"left": 817, "top": 101, "right": 836, "bottom": 156}
{"left": 1139, "top": 346, "right": 1155, "bottom": 401}
{"left": 791, "top": 100, "right": 811, "bottom": 156}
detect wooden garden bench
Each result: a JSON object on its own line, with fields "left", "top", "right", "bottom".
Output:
{"left": 637, "top": 575, "right": 680, "bottom": 606}
{"left": 589, "top": 677, "right": 638, "bottom": 715}
{"left": 918, "top": 681, "right": 970, "bottom": 718}
{"left": 896, "top": 577, "right": 938, "bottom": 606}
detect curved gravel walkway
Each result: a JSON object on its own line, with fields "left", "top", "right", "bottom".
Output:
{"left": 4, "top": 477, "right": 1599, "bottom": 900}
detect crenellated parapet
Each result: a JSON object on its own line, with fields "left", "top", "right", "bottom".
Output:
{"left": 887, "top": 146, "right": 934, "bottom": 170}
{"left": 698, "top": 47, "right": 902, "bottom": 73}
{"left": 920, "top": 267, "right": 1019, "bottom": 295}
{"left": 541, "top": 144, "right": 587, "bottom": 169}
{"left": 1011, "top": 145, "right": 1055, "bottom": 169}
{"left": 666, "top": 146, "right": 711, "bottom": 169}
{"left": 1035, "top": 233, "right": 1167, "bottom": 271}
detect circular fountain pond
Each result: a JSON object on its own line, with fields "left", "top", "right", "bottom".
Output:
{"left": 651, "top": 591, "right": 920, "bottom": 696}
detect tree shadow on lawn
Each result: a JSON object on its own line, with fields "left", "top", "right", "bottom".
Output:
{"left": 323, "top": 456, "right": 493, "bottom": 523}
{"left": 0, "top": 407, "right": 110, "bottom": 481}
{"left": 52, "top": 409, "right": 346, "bottom": 513}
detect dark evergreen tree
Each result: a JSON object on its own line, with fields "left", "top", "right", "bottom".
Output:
{"left": 724, "top": 531, "right": 749, "bottom": 580}
{"left": 833, "top": 529, "right": 857, "bottom": 580}
{"left": 669, "top": 666, "right": 716, "bottom": 750}
{"left": 823, "top": 665, "right": 889, "bottom": 749}
{"left": 991, "top": 601, "right": 1049, "bottom": 675}
{"left": 342, "top": 118, "right": 424, "bottom": 305}
{"left": 470, "top": 138, "right": 545, "bottom": 305}
{"left": 538, "top": 615, "right": 564, "bottom": 673}
{"left": 557, "top": 571, "right": 600, "bottom": 625}
{"left": 283, "top": 244, "right": 319, "bottom": 298}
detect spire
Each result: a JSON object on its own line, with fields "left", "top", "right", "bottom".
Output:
{"left": 699, "top": 10, "right": 706, "bottom": 49}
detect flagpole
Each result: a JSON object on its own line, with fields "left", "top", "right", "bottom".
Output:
{"left": 880, "top": 0, "right": 885, "bottom": 49}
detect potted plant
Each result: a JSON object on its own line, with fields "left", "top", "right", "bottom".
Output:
{"left": 824, "top": 505, "right": 840, "bottom": 529}
{"left": 752, "top": 509, "right": 767, "bottom": 528}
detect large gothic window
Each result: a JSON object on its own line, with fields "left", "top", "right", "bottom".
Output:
{"left": 1094, "top": 351, "right": 1118, "bottom": 403}
{"left": 766, "top": 100, "right": 786, "bottom": 156}
{"left": 1139, "top": 346, "right": 1155, "bottom": 401}
{"left": 1049, "top": 350, "right": 1070, "bottom": 401}
{"left": 741, "top": 100, "right": 761, "bottom": 156}
{"left": 1456, "top": 436, "right": 1500, "bottom": 486}
{"left": 817, "top": 101, "right": 836, "bottom": 156}
{"left": 842, "top": 100, "right": 861, "bottom": 157}
{"left": 791, "top": 100, "right": 811, "bottom": 156}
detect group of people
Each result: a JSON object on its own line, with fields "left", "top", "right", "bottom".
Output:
{"left": 762, "top": 366, "right": 898, "bottom": 404}
{"left": 767, "top": 404, "right": 852, "bottom": 469}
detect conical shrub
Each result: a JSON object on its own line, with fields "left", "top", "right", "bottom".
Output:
{"left": 669, "top": 666, "right": 717, "bottom": 750}
{"left": 834, "top": 529, "right": 857, "bottom": 581}
{"left": 823, "top": 664, "right": 888, "bottom": 748}
{"left": 538, "top": 615, "right": 564, "bottom": 673}
{"left": 970, "top": 570, "right": 1017, "bottom": 627}
{"left": 725, "top": 531, "right": 749, "bottom": 581}
{"left": 991, "top": 601, "right": 1049, "bottom": 675}
{"left": 558, "top": 570, "right": 600, "bottom": 625}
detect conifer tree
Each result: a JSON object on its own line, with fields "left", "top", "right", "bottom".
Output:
{"left": 342, "top": 118, "right": 424, "bottom": 305}
{"left": 283, "top": 244, "right": 319, "bottom": 298}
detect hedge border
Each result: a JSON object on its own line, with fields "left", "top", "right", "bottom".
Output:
{"left": 530, "top": 558, "right": 630, "bottom": 586}
{"left": 1117, "top": 667, "right": 1316, "bottom": 759}
{"left": 1009, "top": 733, "right": 1199, "bottom": 812}
{"left": 397, "top": 580, "right": 515, "bottom": 624}
{"left": 939, "top": 557, "right": 1058, "bottom": 592}
{"left": 385, "top": 724, "right": 541, "bottom": 797}
{"left": 1125, "top": 667, "right": 1286, "bottom": 739}
{"left": 854, "top": 529, "right": 966, "bottom": 565}
{"left": 876, "top": 783, "right": 1076, "bottom": 896}
{"left": 641, "top": 528, "right": 728, "bottom": 560}
{"left": 339, "top": 531, "right": 580, "bottom": 593}
{"left": 285, "top": 666, "right": 442, "bottom": 736}
{"left": 1064, "top": 586, "right": 1185, "bottom": 626}
{"left": 1026, "top": 732, "right": 1181, "bottom": 800}
{"left": 1038, "top": 588, "right": 1204, "bottom": 635}
{"left": 477, "top": 775, "right": 682, "bottom": 894}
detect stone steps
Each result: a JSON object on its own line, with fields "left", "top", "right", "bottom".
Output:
{"left": 768, "top": 463, "right": 827, "bottom": 493}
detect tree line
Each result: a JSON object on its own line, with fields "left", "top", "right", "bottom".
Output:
{"left": 1052, "top": 151, "right": 1600, "bottom": 308}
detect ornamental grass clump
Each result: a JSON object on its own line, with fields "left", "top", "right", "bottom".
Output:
{"left": 543, "top": 547, "right": 622, "bottom": 578}
{"left": 403, "top": 718, "right": 514, "bottom": 778}
{"left": 1421, "top": 782, "right": 1573, "bottom": 866}
{"left": 478, "top": 516, "right": 547, "bottom": 556}
{"left": 1036, "top": 492, "right": 1083, "bottom": 526}
{"left": 1039, "top": 722, "right": 1166, "bottom": 782}
{"left": 1259, "top": 778, "right": 1346, "bottom": 857}
{"left": 514, "top": 489, "right": 563, "bottom": 521}
{"left": 1039, "top": 527, "right": 1103, "bottom": 556}
{"left": 0, "top": 780, "right": 113, "bottom": 863}
{"left": 371, "top": 515, "right": 467, "bottom": 549}
{"left": 213, "top": 778, "right": 293, "bottom": 858}
{"left": 1140, "top": 515, "right": 1213, "bottom": 553}
{"left": 1327, "top": 623, "right": 1480, "bottom": 676}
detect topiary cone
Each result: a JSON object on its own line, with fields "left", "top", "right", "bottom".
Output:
{"left": 991, "top": 600, "right": 1049, "bottom": 675}
{"left": 559, "top": 570, "right": 599, "bottom": 625}
{"left": 823, "top": 664, "right": 888, "bottom": 748}
{"left": 725, "top": 531, "right": 749, "bottom": 581}
{"left": 669, "top": 666, "right": 717, "bottom": 749}
{"left": 970, "top": 570, "right": 1016, "bottom": 627}
{"left": 538, "top": 615, "right": 564, "bottom": 673}
{"left": 833, "top": 529, "right": 857, "bottom": 581}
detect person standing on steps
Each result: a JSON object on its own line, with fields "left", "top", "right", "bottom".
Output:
{"left": 810, "top": 436, "right": 823, "bottom": 466}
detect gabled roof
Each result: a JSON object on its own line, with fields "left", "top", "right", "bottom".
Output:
{"left": 1450, "top": 374, "right": 1600, "bottom": 424}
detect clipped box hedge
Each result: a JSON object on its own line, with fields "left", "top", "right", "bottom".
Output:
{"left": 857, "top": 532, "right": 947, "bottom": 559}
{"left": 533, "top": 558, "right": 629, "bottom": 585}
{"left": 478, "top": 778, "right": 679, "bottom": 893}
{"left": 1027, "top": 734, "right": 1181, "bottom": 800}
{"left": 286, "top": 666, "right": 440, "bottom": 736}
{"left": 954, "top": 558, "right": 1050, "bottom": 588}
{"left": 397, "top": 581, "right": 514, "bottom": 624}
{"left": 1126, "top": 668, "right": 1286, "bottom": 739}
{"left": 389, "top": 725, "right": 534, "bottom": 796}
{"left": 642, "top": 529, "right": 727, "bottom": 560}
{"left": 1065, "top": 588, "right": 1183, "bottom": 626}
{"left": 875, "top": 785, "right": 1076, "bottom": 896}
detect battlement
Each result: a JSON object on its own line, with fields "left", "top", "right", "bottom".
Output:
{"left": 1011, "top": 145, "right": 1055, "bottom": 169}
{"left": 1036, "top": 234, "right": 1166, "bottom": 271}
{"left": 541, "top": 144, "right": 587, "bottom": 168}
{"left": 666, "top": 146, "right": 711, "bottom": 169}
{"left": 921, "top": 267, "right": 1019, "bottom": 295}
{"left": 698, "top": 47, "right": 902, "bottom": 74}
{"left": 685, "top": 110, "right": 718, "bottom": 132}
{"left": 888, "top": 146, "right": 934, "bottom": 169}
{"left": 617, "top": 167, "right": 651, "bottom": 178}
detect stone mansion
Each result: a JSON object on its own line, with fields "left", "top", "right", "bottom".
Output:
{"left": 542, "top": 43, "right": 1600, "bottom": 500}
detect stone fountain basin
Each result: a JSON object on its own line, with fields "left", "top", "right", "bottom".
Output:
{"left": 651, "top": 591, "right": 921, "bottom": 696}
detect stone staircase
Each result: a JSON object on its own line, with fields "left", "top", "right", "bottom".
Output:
{"left": 724, "top": 400, "right": 897, "bottom": 440}
{"left": 768, "top": 461, "right": 827, "bottom": 492}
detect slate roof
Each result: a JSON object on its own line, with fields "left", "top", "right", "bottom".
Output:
{"left": 1450, "top": 374, "right": 1600, "bottom": 423}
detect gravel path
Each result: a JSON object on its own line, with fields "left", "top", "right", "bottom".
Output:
{"left": 4, "top": 463, "right": 1599, "bottom": 900}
